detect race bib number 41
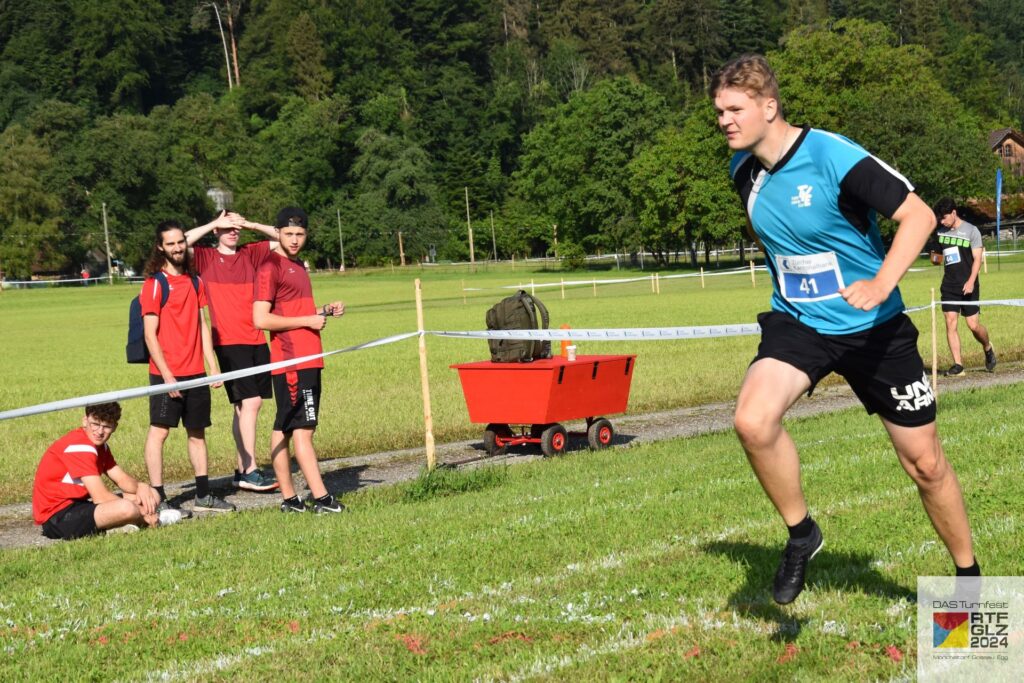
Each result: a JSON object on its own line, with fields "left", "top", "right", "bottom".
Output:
{"left": 776, "top": 252, "right": 845, "bottom": 302}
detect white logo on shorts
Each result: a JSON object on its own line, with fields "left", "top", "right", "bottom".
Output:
{"left": 890, "top": 373, "right": 934, "bottom": 412}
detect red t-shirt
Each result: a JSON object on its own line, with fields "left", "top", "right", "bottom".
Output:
{"left": 193, "top": 241, "right": 271, "bottom": 346}
{"left": 32, "top": 428, "right": 117, "bottom": 524}
{"left": 254, "top": 252, "right": 324, "bottom": 374}
{"left": 139, "top": 271, "right": 208, "bottom": 376}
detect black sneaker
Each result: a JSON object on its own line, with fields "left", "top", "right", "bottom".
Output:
{"left": 193, "top": 494, "right": 236, "bottom": 513}
{"left": 312, "top": 494, "right": 344, "bottom": 514}
{"left": 280, "top": 497, "right": 306, "bottom": 513}
{"left": 772, "top": 522, "right": 824, "bottom": 605}
{"left": 984, "top": 345, "right": 997, "bottom": 372}
{"left": 156, "top": 499, "right": 193, "bottom": 520}
{"left": 943, "top": 363, "right": 966, "bottom": 377}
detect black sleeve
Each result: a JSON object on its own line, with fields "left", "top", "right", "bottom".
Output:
{"left": 837, "top": 157, "right": 912, "bottom": 233}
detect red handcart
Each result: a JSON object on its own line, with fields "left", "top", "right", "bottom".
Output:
{"left": 450, "top": 354, "right": 637, "bottom": 457}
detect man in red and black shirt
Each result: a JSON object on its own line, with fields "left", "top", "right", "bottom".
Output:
{"left": 254, "top": 207, "right": 345, "bottom": 514}
{"left": 140, "top": 220, "right": 234, "bottom": 514}
{"left": 187, "top": 212, "right": 280, "bottom": 492}
{"left": 33, "top": 402, "right": 181, "bottom": 539}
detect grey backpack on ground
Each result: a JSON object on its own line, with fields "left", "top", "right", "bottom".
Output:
{"left": 485, "top": 290, "right": 551, "bottom": 362}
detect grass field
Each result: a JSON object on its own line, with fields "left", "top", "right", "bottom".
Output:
{"left": 1, "top": 256, "right": 1023, "bottom": 505}
{"left": 1, "top": 382, "right": 1021, "bottom": 680}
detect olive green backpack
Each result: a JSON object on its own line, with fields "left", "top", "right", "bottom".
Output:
{"left": 485, "top": 290, "right": 551, "bottom": 362}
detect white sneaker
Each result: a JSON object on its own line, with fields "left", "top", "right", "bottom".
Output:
{"left": 158, "top": 508, "right": 184, "bottom": 526}
{"left": 107, "top": 524, "right": 140, "bottom": 534}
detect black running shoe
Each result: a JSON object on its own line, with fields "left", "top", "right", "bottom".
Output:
{"left": 984, "top": 345, "right": 997, "bottom": 372}
{"left": 943, "top": 363, "right": 966, "bottom": 377}
{"left": 773, "top": 522, "right": 824, "bottom": 605}
{"left": 312, "top": 494, "right": 344, "bottom": 514}
{"left": 280, "top": 497, "right": 306, "bottom": 513}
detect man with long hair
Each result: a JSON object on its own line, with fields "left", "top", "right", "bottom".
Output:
{"left": 141, "top": 220, "right": 235, "bottom": 514}
{"left": 711, "top": 54, "right": 978, "bottom": 604}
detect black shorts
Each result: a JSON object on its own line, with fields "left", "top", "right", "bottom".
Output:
{"left": 149, "top": 374, "right": 212, "bottom": 429}
{"left": 41, "top": 500, "right": 98, "bottom": 540}
{"left": 272, "top": 368, "right": 321, "bottom": 432}
{"left": 754, "top": 311, "right": 936, "bottom": 427}
{"left": 215, "top": 344, "right": 273, "bottom": 404}
{"left": 941, "top": 281, "right": 980, "bottom": 316}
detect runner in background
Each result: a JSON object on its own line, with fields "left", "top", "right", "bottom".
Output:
{"left": 929, "top": 198, "right": 997, "bottom": 377}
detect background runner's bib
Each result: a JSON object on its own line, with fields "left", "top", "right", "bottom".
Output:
{"left": 776, "top": 252, "right": 845, "bottom": 302}
{"left": 942, "top": 246, "right": 961, "bottom": 266}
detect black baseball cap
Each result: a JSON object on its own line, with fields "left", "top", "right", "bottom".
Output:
{"left": 274, "top": 206, "right": 308, "bottom": 229}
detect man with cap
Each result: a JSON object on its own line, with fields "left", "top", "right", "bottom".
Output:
{"left": 253, "top": 207, "right": 345, "bottom": 514}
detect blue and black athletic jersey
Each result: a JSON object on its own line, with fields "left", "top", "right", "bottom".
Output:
{"left": 729, "top": 126, "right": 913, "bottom": 335}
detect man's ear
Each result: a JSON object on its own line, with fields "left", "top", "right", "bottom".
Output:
{"left": 763, "top": 97, "right": 778, "bottom": 122}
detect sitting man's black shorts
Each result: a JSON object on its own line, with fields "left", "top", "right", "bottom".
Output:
{"left": 272, "top": 368, "right": 321, "bottom": 432}
{"left": 940, "top": 281, "right": 981, "bottom": 317}
{"left": 214, "top": 343, "right": 273, "bottom": 404}
{"left": 42, "top": 500, "right": 99, "bottom": 540}
{"left": 754, "top": 311, "right": 936, "bottom": 427}
{"left": 149, "top": 374, "right": 212, "bottom": 429}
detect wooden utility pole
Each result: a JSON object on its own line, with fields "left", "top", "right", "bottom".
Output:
{"left": 336, "top": 209, "right": 345, "bottom": 272}
{"left": 398, "top": 231, "right": 406, "bottom": 266}
{"left": 224, "top": 0, "right": 241, "bottom": 85}
{"left": 102, "top": 202, "right": 113, "bottom": 285}
{"left": 464, "top": 187, "right": 475, "bottom": 264}
{"left": 490, "top": 211, "right": 497, "bottom": 261}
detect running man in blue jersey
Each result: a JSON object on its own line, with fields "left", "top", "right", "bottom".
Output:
{"left": 711, "top": 54, "right": 979, "bottom": 604}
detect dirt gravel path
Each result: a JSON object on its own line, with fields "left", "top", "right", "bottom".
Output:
{"left": 3, "top": 364, "right": 1020, "bottom": 551}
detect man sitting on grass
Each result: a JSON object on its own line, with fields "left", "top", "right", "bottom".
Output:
{"left": 32, "top": 402, "right": 182, "bottom": 539}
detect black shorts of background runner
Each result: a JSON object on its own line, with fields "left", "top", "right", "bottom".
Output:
{"left": 149, "top": 374, "right": 212, "bottom": 429}
{"left": 41, "top": 500, "right": 99, "bottom": 540}
{"left": 214, "top": 344, "right": 273, "bottom": 404}
{"left": 940, "top": 281, "right": 981, "bottom": 317}
{"left": 272, "top": 368, "right": 321, "bottom": 432}
{"left": 753, "top": 311, "right": 935, "bottom": 427}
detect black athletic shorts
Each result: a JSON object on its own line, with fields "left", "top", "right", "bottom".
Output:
{"left": 215, "top": 344, "right": 272, "bottom": 404}
{"left": 149, "top": 373, "right": 212, "bottom": 429}
{"left": 41, "top": 500, "right": 98, "bottom": 540}
{"left": 754, "top": 311, "right": 936, "bottom": 427}
{"left": 940, "top": 281, "right": 980, "bottom": 317}
{"left": 272, "top": 368, "right": 321, "bottom": 432}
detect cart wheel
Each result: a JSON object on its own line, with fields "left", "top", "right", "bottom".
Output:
{"left": 540, "top": 424, "right": 568, "bottom": 457}
{"left": 587, "top": 418, "right": 614, "bottom": 450}
{"left": 483, "top": 423, "right": 512, "bottom": 456}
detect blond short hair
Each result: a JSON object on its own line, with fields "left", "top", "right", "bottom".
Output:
{"left": 709, "top": 54, "right": 780, "bottom": 101}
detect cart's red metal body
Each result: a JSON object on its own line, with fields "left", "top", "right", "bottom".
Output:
{"left": 451, "top": 354, "right": 636, "bottom": 455}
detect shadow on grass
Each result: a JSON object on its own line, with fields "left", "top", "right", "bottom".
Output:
{"left": 703, "top": 540, "right": 914, "bottom": 642}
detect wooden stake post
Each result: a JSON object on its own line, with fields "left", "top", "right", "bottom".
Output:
{"left": 750, "top": 260, "right": 756, "bottom": 287}
{"left": 414, "top": 279, "right": 436, "bottom": 469}
{"left": 700, "top": 267, "right": 705, "bottom": 289}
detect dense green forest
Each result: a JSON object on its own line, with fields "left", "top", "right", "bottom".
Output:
{"left": 1, "top": 0, "right": 1023, "bottom": 277}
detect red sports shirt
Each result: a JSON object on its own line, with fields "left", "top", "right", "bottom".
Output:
{"left": 139, "top": 271, "right": 208, "bottom": 376}
{"left": 193, "top": 241, "right": 271, "bottom": 346}
{"left": 32, "top": 428, "right": 117, "bottom": 524}
{"left": 254, "top": 252, "right": 324, "bottom": 374}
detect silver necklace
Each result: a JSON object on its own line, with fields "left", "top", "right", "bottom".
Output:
{"left": 750, "top": 127, "right": 795, "bottom": 185}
